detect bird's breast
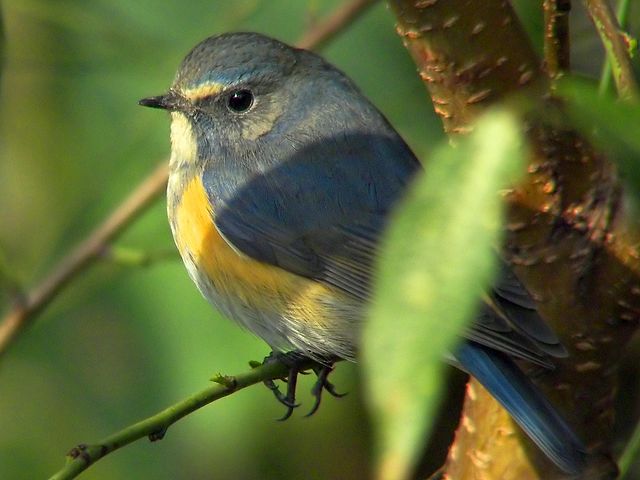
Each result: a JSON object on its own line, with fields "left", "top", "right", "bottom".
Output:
{"left": 168, "top": 172, "right": 359, "bottom": 358}
{"left": 171, "top": 174, "right": 300, "bottom": 306}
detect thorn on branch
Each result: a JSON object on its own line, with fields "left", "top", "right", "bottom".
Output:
{"left": 211, "top": 374, "right": 238, "bottom": 391}
{"left": 148, "top": 428, "right": 167, "bottom": 442}
{"left": 67, "top": 444, "right": 90, "bottom": 463}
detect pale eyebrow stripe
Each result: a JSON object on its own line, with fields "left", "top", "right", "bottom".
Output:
{"left": 182, "top": 82, "right": 224, "bottom": 101}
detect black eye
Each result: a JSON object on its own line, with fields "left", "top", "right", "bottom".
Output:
{"left": 227, "top": 89, "right": 254, "bottom": 113}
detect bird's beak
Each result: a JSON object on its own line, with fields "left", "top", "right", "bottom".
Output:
{"left": 138, "top": 90, "right": 185, "bottom": 111}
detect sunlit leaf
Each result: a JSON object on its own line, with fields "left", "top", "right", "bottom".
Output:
{"left": 363, "top": 110, "right": 525, "bottom": 480}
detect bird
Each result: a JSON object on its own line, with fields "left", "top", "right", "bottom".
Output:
{"left": 139, "top": 32, "right": 586, "bottom": 475}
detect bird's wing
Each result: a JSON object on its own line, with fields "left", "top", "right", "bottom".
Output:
{"left": 207, "top": 132, "right": 416, "bottom": 302}
{"left": 467, "top": 260, "right": 568, "bottom": 368}
{"left": 206, "top": 132, "right": 565, "bottom": 364}
{"left": 456, "top": 342, "right": 586, "bottom": 475}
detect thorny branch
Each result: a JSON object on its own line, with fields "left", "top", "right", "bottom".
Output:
{"left": 584, "top": 0, "right": 639, "bottom": 99}
{"left": 598, "top": 0, "right": 634, "bottom": 96}
{"left": 543, "top": 0, "right": 572, "bottom": 77}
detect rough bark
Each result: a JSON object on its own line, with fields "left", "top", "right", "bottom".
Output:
{"left": 389, "top": 1, "right": 639, "bottom": 478}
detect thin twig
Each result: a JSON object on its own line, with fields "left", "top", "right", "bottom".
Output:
{"left": 0, "top": 0, "right": 373, "bottom": 358}
{"left": 101, "top": 246, "right": 180, "bottom": 267}
{"left": 296, "top": 0, "right": 378, "bottom": 50}
{"left": 584, "top": 0, "right": 639, "bottom": 99}
{"left": 0, "top": 162, "right": 169, "bottom": 357}
{"left": 543, "top": 0, "right": 572, "bottom": 78}
{"left": 598, "top": 0, "right": 633, "bottom": 96}
{"left": 48, "top": 359, "right": 317, "bottom": 480}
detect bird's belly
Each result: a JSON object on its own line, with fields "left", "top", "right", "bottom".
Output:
{"left": 168, "top": 174, "right": 361, "bottom": 360}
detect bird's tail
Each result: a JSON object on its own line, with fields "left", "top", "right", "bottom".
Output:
{"left": 455, "top": 341, "right": 587, "bottom": 476}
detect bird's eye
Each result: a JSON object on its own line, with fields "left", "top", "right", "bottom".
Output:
{"left": 227, "top": 89, "right": 254, "bottom": 113}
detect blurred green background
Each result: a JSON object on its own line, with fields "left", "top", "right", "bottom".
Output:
{"left": 0, "top": 1, "right": 638, "bottom": 479}
{"left": 0, "top": 2, "right": 442, "bottom": 479}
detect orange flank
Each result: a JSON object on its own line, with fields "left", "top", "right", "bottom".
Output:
{"left": 172, "top": 175, "right": 343, "bottom": 326}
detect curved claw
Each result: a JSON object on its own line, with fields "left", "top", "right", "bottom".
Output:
{"left": 260, "top": 351, "right": 345, "bottom": 419}
{"left": 305, "top": 365, "right": 347, "bottom": 417}
{"left": 323, "top": 380, "right": 348, "bottom": 398}
{"left": 263, "top": 379, "right": 286, "bottom": 404}
{"left": 271, "top": 359, "right": 304, "bottom": 419}
{"left": 277, "top": 405, "right": 297, "bottom": 422}
{"left": 305, "top": 395, "right": 323, "bottom": 418}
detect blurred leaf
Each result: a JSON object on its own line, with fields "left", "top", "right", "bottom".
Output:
{"left": 559, "top": 77, "right": 640, "bottom": 196}
{"left": 620, "top": 415, "right": 640, "bottom": 479}
{"left": 511, "top": 0, "right": 544, "bottom": 56}
{"left": 0, "top": 0, "right": 4, "bottom": 74}
{"left": 0, "top": 244, "right": 22, "bottom": 301}
{"left": 363, "top": 111, "right": 525, "bottom": 480}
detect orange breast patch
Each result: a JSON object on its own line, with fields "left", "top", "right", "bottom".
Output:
{"left": 172, "top": 175, "right": 328, "bottom": 313}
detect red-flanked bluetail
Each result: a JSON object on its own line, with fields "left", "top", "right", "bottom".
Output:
{"left": 140, "top": 32, "right": 586, "bottom": 475}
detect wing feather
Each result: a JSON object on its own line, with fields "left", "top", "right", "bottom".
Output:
{"left": 205, "top": 131, "right": 566, "bottom": 365}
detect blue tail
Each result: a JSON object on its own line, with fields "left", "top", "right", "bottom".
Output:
{"left": 456, "top": 341, "right": 587, "bottom": 475}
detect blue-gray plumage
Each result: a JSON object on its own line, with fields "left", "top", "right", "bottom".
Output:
{"left": 139, "top": 32, "right": 586, "bottom": 475}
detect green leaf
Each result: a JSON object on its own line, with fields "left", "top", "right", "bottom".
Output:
{"left": 559, "top": 78, "right": 640, "bottom": 197}
{"left": 0, "top": 1, "right": 4, "bottom": 77}
{"left": 619, "top": 414, "right": 640, "bottom": 479}
{"left": 363, "top": 110, "right": 525, "bottom": 480}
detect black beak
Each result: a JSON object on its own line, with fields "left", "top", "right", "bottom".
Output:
{"left": 138, "top": 90, "right": 184, "bottom": 111}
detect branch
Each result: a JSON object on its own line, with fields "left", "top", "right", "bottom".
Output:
{"left": 296, "top": 0, "right": 378, "bottom": 50}
{"left": 543, "top": 0, "right": 571, "bottom": 78}
{"left": 584, "top": 0, "right": 639, "bottom": 99}
{"left": 48, "top": 359, "right": 316, "bottom": 480}
{"left": 598, "top": 0, "right": 633, "bottom": 96}
{"left": 0, "top": 162, "right": 169, "bottom": 358}
{"left": 0, "top": 0, "right": 374, "bottom": 359}
{"left": 388, "top": 0, "right": 546, "bottom": 134}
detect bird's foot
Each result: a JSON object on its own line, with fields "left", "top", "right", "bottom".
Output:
{"left": 261, "top": 351, "right": 346, "bottom": 420}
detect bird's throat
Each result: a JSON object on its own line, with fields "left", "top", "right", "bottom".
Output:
{"left": 169, "top": 112, "right": 198, "bottom": 168}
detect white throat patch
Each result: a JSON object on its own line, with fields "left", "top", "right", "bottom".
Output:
{"left": 170, "top": 112, "right": 198, "bottom": 168}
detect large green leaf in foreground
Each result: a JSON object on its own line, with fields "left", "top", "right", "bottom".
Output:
{"left": 363, "top": 111, "right": 525, "bottom": 480}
